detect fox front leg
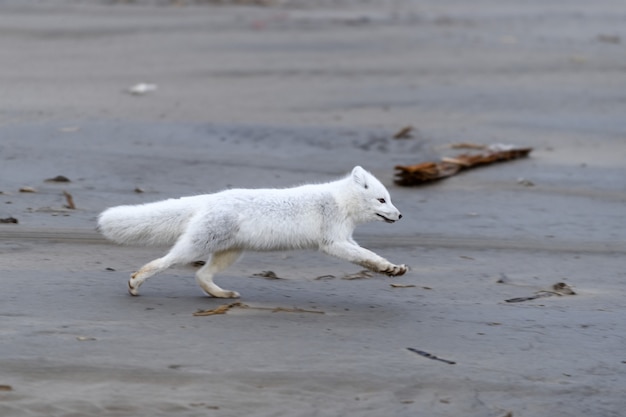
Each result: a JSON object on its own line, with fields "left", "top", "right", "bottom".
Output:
{"left": 321, "top": 240, "right": 408, "bottom": 276}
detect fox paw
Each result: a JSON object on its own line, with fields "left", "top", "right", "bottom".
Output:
{"left": 128, "top": 272, "right": 143, "bottom": 296}
{"left": 382, "top": 264, "right": 409, "bottom": 277}
{"left": 128, "top": 279, "right": 140, "bottom": 296}
{"left": 208, "top": 290, "right": 241, "bottom": 299}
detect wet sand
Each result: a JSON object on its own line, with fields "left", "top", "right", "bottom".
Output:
{"left": 1, "top": 1, "right": 625, "bottom": 416}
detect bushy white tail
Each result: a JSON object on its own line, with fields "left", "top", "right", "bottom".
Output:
{"left": 97, "top": 197, "right": 199, "bottom": 246}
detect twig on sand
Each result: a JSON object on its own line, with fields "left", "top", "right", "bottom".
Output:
{"left": 390, "top": 283, "right": 416, "bottom": 288}
{"left": 407, "top": 347, "right": 456, "bottom": 365}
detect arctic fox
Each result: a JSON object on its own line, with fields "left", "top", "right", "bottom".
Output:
{"left": 98, "top": 166, "right": 408, "bottom": 298}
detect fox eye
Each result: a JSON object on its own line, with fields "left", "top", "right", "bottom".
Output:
{"left": 377, "top": 198, "right": 386, "bottom": 204}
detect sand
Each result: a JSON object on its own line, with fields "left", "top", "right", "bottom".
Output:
{"left": 1, "top": 1, "right": 625, "bottom": 416}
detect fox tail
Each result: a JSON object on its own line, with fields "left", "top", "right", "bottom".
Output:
{"left": 97, "top": 197, "right": 198, "bottom": 246}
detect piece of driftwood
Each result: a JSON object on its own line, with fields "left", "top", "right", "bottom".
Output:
{"left": 394, "top": 145, "right": 532, "bottom": 186}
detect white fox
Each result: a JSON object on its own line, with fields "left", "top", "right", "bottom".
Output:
{"left": 98, "top": 166, "right": 408, "bottom": 298}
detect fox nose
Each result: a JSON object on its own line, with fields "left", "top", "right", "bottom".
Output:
{"left": 399, "top": 214, "right": 403, "bottom": 219}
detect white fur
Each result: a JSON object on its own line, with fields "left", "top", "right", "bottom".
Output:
{"left": 98, "top": 166, "right": 408, "bottom": 297}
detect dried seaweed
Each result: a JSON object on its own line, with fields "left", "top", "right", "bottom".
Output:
{"left": 193, "top": 302, "right": 324, "bottom": 316}
{"left": 342, "top": 270, "right": 374, "bottom": 280}
{"left": 45, "top": 175, "right": 71, "bottom": 183}
{"left": 269, "top": 306, "right": 324, "bottom": 314}
{"left": 252, "top": 270, "right": 284, "bottom": 280}
{"left": 63, "top": 191, "right": 76, "bottom": 209}
{"left": 505, "top": 282, "right": 576, "bottom": 303}
{"left": 393, "top": 126, "right": 414, "bottom": 139}
{"left": 395, "top": 145, "right": 532, "bottom": 186}
{"left": 314, "top": 274, "right": 336, "bottom": 281}
{"left": 193, "top": 302, "right": 243, "bottom": 316}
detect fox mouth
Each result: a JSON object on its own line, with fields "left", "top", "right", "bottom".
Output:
{"left": 376, "top": 214, "right": 396, "bottom": 223}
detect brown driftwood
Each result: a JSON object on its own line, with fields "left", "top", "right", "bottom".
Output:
{"left": 394, "top": 145, "right": 532, "bottom": 186}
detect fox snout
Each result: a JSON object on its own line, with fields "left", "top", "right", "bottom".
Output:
{"left": 389, "top": 203, "right": 403, "bottom": 222}
{"left": 376, "top": 208, "right": 402, "bottom": 223}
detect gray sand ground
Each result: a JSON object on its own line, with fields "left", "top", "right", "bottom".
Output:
{"left": 1, "top": 1, "right": 625, "bottom": 416}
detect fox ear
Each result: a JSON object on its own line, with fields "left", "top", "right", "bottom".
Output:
{"left": 351, "top": 166, "right": 369, "bottom": 189}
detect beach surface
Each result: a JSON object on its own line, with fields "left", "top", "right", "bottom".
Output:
{"left": 1, "top": 1, "right": 625, "bottom": 416}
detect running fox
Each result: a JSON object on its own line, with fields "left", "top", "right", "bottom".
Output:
{"left": 98, "top": 166, "right": 408, "bottom": 297}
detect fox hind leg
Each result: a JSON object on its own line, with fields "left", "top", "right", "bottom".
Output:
{"left": 128, "top": 234, "right": 209, "bottom": 296}
{"left": 195, "top": 250, "right": 242, "bottom": 298}
{"left": 128, "top": 255, "right": 178, "bottom": 296}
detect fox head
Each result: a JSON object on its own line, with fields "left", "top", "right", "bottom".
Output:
{"left": 348, "top": 166, "right": 403, "bottom": 224}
